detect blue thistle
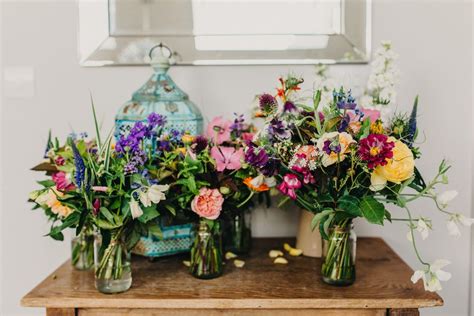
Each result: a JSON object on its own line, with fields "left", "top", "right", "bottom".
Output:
{"left": 407, "top": 96, "right": 418, "bottom": 147}
{"left": 70, "top": 138, "right": 85, "bottom": 189}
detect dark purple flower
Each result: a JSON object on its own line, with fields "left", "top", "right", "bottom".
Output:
{"left": 245, "top": 142, "right": 269, "bottom": 168}
{"left": 267, "top": 118, "right": 291, "bottom": 140}
{"left": 323, "top": 139, "right": 341, "bottom": 155}
{"left": 338, "top": 114, "right": 350, "bottom": 132}
{"left": 259, "top": 93, "right": 277, "bottom": 112}
{"left": 157, "top": 140, "right": 171, "bottom": 152}
{"left": 283, "top": 101, "right": 298, "bottom": 114}
{"left": 191, "top": 135, "right": 208, "bottom": 154}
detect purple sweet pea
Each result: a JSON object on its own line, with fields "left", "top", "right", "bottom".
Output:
{"left": 267, "top": 118, "right": 291, "bottom": 141}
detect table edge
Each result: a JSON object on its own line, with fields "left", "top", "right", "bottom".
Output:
{"left": 21, "top": 297, "right": 444, "bottom": 309}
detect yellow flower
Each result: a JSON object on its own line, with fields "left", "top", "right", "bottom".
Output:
{"left": 370, "top": 119, "right": 385, "bottom": 134}
{"left": 175, "top": 147, "right": 186, "bottom": 155}
{"left": 182, "top": 134, "right": 195, "bottom": 144}
{"left": 370, "top": 138, "right": 415, "bottom": 191}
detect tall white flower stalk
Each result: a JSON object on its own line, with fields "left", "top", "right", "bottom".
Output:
{"left": 359, "top": 41, "right": 400, "bottom": 121}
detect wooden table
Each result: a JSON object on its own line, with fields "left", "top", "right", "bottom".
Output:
{"left": 21, "top": 238, "right": 442, "bottom": 316}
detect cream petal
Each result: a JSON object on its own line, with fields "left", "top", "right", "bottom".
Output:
{"left": 370, "top": 171, "right": 387, "bottom": 191}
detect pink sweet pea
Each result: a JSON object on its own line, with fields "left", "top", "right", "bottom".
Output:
{"left": 206, "top": 116, "right": 232, "bottom": 145}
{"left": 241, "top": 132, "right": 255, "bottom": 142}
{"left": 360, "top": 107, "right": 381, "bottom": 122}
{"left": 277, "top": 173, "right": 302, "bottom": 200}
{"left": 211, "top": 146, "right": 244, "bottom": 172}
{"left": 52, "top": 172, "right": 75, "bottom": 191}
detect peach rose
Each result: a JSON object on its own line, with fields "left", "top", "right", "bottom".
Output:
{"left": 191, "top": 188, "right": 224, "bottom": 220}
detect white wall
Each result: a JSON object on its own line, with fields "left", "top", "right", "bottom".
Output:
{"left": 1, "top": 1, "right": 472, "bottom": 315}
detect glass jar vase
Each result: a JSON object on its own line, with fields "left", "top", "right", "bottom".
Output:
{"left": 190, "top": 220, "right": 223, "bottom": 279}
{"left": 224, "top": 211, "right": 252, "bottom": 254}
{"left": 321, "top": 221, "right": 356, "bottom": 286}
{"left": 71, "top": 227, "right": 95, "bottom": 270}
{"left": 94, "top": 229, "right": 132, "bottom": 294}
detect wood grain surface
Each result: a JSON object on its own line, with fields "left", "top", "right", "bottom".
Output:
{"left": 22, "top": 238, "right": 443, "bottom": 310}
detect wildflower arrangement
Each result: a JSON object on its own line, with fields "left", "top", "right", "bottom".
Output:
{"left": 246, "top": 75, "right": 471, "bottom": 290}
{"left": 29, "top": 132, "right": 96, "bottom": 270}
{"left": 156, "top": 114, "right": 258, "bottom": 278}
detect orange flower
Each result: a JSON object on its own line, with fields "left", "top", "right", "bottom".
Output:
{"left": 244, "top": 177, "right": 269, "bottom": 192}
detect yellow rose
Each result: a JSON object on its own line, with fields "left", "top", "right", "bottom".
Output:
{"left": 370, "top": 138, "right": 415, "bottom": 191}
{"left": 182, "top": 134, "right": 195, "bottom": 144}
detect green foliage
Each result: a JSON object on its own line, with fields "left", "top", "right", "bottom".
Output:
{"left": 359, "top": 196, "right": 386, "bottom": 225}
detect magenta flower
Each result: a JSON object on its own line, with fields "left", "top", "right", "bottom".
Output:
{"left": 92, "top": 199, "right": 101, "bottom": 216}
{"left": 277, "top": 173, "right": 302, "bottom": 200}
{"left": 358, "top": 134, "right": 395, "bottom": 169}
{"left": 211, "top": 146, "right": 244, "bottom": 172}
{"left": 52, "top": 172, "right": 75, "bottom": 191}
{"left": 206, "top": 116, "right": 232, "bottom": 144}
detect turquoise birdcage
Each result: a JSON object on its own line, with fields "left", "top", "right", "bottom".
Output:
{"left": 115, "top": 43, "right": 203, "bottom": 138}
{"left": 115, "top": 43, "right": 202, "bottom": 258}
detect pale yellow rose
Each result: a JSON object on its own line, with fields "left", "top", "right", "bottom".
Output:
{"left": 370, "top": 137, "right": 415, "bottom": 191}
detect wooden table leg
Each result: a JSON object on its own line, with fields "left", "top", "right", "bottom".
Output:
{"left": 46, "top": 308, "right": 76, "bottom": 316}
{"left": 388, "top": 309, "right": 420, "bottom": 316}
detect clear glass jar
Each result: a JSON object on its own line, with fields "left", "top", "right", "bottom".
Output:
{"left": 321, "top": 221, "right": 356, "bottom": 286}
{"left": 71, "top": 227, "right": 95, "bottom": 270}
{"left": 190, "top": 220, "right": 223, "bottom": 279}
{"left": 94, "top": 230, "right": 132, "bottom": 294}
{"left": 225, "top": 211, "right": 252, "bottom": 254}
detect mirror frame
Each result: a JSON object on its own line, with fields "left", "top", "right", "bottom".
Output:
{"left": 78, "top": 0, "right": 371, "bottom": 66}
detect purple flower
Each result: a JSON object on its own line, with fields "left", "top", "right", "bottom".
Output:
{"left": 323, "top": 139, "right": 341, "bottom": 155}
{"left": 245, "top": 143, "right": 269, "bottom": 168}
{"left": 169, "top": 129, "right": 182, "bottom": 143}
{"left": 70, "top": 139, "right": 85, "bottom": 189}
{"left": 283, "top": 101, "right": 298, "bottom": 114}
{"left": 338, "top": 114, "right": 350, "bottom": 132}
{"left": 267, "top": 118, "right": 291, "bottom": 140}
{"left": 191, "top": 135, "right": 208, "bottom": 154}
{"left": 230, "top": 113, "right": 245, "bottom": 137}
{"left": 244, "top": 143, "right": 277, "bottom": 176}
{"left": 147, "top": 113, "right": 167, "bottom": 129}
{"left": 259, "top": 93, "right": 277, "bottom": 112}
{"left": 335, "top": 89, "right": 357, "bottom": 110}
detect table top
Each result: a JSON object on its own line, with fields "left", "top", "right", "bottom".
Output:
{"left": 21, "top": 237, "right": 442, "bottom": 310}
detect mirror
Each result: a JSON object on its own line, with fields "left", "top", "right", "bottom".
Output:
{"left": 78, "top": 0, "right": 371, "bottom": 66}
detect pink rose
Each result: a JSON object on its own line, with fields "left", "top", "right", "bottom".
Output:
{"left": 206, "top": 116, "right": 232, "bottom": 145}
{"left": 52, "top": 172, "right": 75, "bottom": 191}
{"left": 191, "top": 188, "right": 224, "bottom": 220}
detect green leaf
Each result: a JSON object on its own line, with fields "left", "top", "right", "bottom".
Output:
{"left": 358, "top": 118, "right": 371, "bottom": 139}
{"left": 148, "top": 224, "right": 163, "bottom": 240}
{"left": 37, "top": 180, "right": 55, "bottom": 188}
{"left": 90, "top": 93, "right": 102, "bottom": 150}
{"left": 95, "top": 219, "right": 121, "bottom": 230}
{"left": 337, "top": 195, "right": 362, "bottom": 217}
{"left": 164, "top": 204, "right": 176, "bottom": 216}
{"left": 385, "top": 210, "right": 392, "bottom": 223}
{"left": 311, "top": 209, "right": 334, "bottom": 231}
{"left": 138, "top": 206, "right": 160, "bottom": 223}
{"left": 126, "top": 227, "right": 141, "bottom": 251}
{"left": 99, "top": 207, "right": 115, "bottom": 223}
{"left": 359, "top": 196, "right": 385, "bottom": 225}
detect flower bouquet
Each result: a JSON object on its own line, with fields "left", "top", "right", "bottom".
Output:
{"left": 29, "top": 132, "right": 96, "bottom": 270}
{"left": 157, "top": 114, "right": 258, "bottom": 278}
{"left": 246, "top": 75, "right": 470, "bottom": 290}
